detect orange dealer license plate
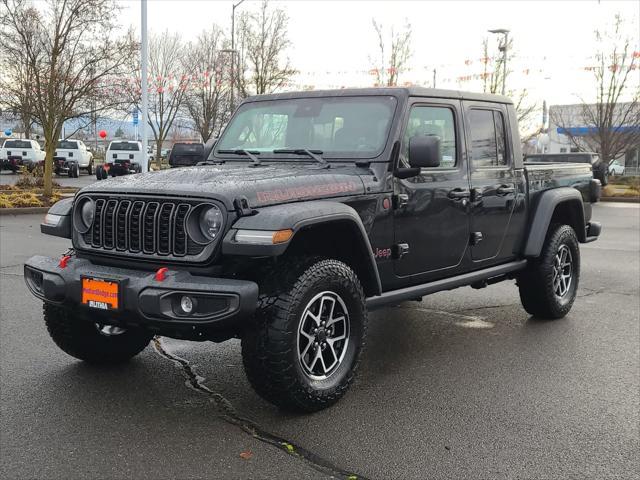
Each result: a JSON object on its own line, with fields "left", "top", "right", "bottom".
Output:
{"left": 81, "top": 277, "right": 120, "bottom": 311}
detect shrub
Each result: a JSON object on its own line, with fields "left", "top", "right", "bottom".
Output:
{"left": 0, "top": 194, "right": 13, "bottom": 208}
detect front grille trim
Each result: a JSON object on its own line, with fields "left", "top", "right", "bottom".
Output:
{"left": 74, "top": 194, "right": 224, "bottom": 263}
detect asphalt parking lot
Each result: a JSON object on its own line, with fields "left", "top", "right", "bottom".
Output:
{"left": 1, "top": 202, "right": 638, "bottom": 479}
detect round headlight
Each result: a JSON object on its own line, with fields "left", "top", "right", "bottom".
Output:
{"left": 74, "top": 198, "right": 95, "bottom": 233}
{"left": 81, "top": 200, "right": 95, "bottom": 228}
{"left": 199, "top": 205, "right": 223, "bottom": 240}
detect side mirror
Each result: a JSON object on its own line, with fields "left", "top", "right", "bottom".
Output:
{"left": 408, "top": 135, "right": 441, "bottom": 168}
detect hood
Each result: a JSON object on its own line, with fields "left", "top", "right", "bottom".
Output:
{"left": 81, "top": 163, "right": 367, "bottom": 208}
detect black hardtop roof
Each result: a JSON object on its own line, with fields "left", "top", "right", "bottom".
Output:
{"left": 245, "top": 87, "right": 512, "bottom": 105}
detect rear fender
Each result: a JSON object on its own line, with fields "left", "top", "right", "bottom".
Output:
{"left": 524, "top": 187, "right": 586, "bottom": 257}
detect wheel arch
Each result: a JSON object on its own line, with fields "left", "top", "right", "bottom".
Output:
{"left": 523, "top": 187, "right": 586, "bottom": 257}
{"left": 223, "top": 201, "right": 382, "bottom": 296}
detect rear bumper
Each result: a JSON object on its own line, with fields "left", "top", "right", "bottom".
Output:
{"left": 24, "top": 255, "right": 258, "bottom": 337}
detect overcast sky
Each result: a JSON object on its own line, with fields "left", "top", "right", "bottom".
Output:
{"left": 123, "top": 0, "right": 639, "bottom": 110}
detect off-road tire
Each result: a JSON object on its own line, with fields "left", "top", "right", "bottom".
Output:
{"left": 44, "top": 303, "right": 152, "bottom": 364}
{"left": 517, "top": 224, "right": 580, "bottom": 319}
{"left": 86, "top": 161, "right": 93, "bottom": 175}
{"left": 95, "top": 165, "right": 103, "bottom": 180}
{"left": 241, "top": 258, "right": 368, "bottom": 412}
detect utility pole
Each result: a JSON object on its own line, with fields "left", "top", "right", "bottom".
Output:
{"left": 230, "top": 0, "right": 245, "bottom": 112}
{"left": 489, "top": 28, "right": 510, "bottom": 95}
{"left": 433, "top": 68, "right": 437, "bottom": 88}
{"left": 140, "top": 0, "right": 149, "bottom": 172}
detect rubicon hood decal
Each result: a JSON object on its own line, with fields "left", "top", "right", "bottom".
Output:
{"left": 81, "top": 163, "right": 366, "bottom": 208}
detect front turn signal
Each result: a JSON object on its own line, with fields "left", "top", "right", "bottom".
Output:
{"left": 272, "top": 229, "right": 293, "bottom": 244}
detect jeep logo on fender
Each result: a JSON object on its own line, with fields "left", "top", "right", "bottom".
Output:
{"left": 256, "top": 181, "right": 359, "bottom": 203}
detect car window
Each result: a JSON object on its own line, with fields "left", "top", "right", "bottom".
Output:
{"left": 4, "top": 140, "right": 32, "bottom": 149}
{"left": 215, "top": 96, "right": 397, "bottom": 160}
{"left": 401, "top": 105, "right": 457, "bottom": 168}
{"left": 57, "top": 141, "right": 78, "bottom": 149}
{"left": 469, "top": 109, "right": 508, "bottom": 168}
{"left": 109, "top": 142, "right": 140, "bottom": 151}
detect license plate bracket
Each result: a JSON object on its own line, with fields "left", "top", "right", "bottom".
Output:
{"left": 81, "top": 276, "right": 121, "bottom": 311}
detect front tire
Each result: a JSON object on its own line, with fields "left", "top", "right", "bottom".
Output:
{"left": 242, "top": 258, "right": 368, "bottom": 412}
{"left": 44, "top": 304, "right": 152, "bottom": 364}
{"left": 517, "top": 224, "right": 580, "bottom": 319}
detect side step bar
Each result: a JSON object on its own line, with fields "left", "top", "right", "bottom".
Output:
{"left": 366, "top": 260, "right": 528, "bottom": 310}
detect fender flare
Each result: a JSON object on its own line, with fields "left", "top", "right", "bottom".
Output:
{"left": 523, "top": 187, "right": 586, "bottom": 257}
{"left": 223, "top": 200, "right": 382, "bottom": 295}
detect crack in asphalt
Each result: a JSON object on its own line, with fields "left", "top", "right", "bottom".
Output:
{"left": 152, "top": 337, "right": 370, "bottom": 480}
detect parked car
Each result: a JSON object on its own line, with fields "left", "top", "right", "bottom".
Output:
{"left": 608, "top": 159, "right": 625, "bottom": 177}
{"left": 54, "top": 139, "right": 94, "bottom": 177}
{"left": 96, "top": 140, "right": 143, "bottom": 180}
{"left": 26, "top": 87, "right": 601, "bottom": 413}
{"left": 525, "top": 152, "right": 608, "bottom": 186}
{"left": 168, "top": 142, "right": 205, "bottom": 167}
{"left": 0, "top": 138, "right": 45, "bottom": 173}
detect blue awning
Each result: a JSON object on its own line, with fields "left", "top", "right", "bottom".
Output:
{"left": 557, "top": 126, "right": 640, "bottom": 136}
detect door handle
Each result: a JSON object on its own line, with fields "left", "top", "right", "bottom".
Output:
{"left": 496, "top": 184, "right": 515, "bottom": 195}
{"left": 448, "top": 188, "right": 470, "bottom": 200}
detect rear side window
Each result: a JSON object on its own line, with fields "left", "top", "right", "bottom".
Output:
{"left": 402, "top": 105, "right": 457, "bottom": 168}
{"left": 469, "top": 109, "right": 508, "bottom": 168}
{"left": 109, "top": 142, "right": 139, "bottom": 151}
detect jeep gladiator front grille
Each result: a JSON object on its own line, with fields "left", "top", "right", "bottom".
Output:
{"left": 79, "top": 196, "right": 211, "bottom": 261}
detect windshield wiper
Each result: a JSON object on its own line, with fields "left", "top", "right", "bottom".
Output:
{"left": 272, "top": 148, "right": 329, "bottom": 168}
{"left": 216, "top": 149, "right": 262, "bottom": 166}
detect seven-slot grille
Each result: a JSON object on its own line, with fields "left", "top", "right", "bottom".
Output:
{"left": 81, "top": 196, "right": 204, "bottom": 259}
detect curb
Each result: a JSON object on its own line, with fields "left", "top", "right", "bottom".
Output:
{"left": 0, "top": 207, "right": 48, "bottom": 216}
{"left": 600, "top": 197, "right": 640, "bottom": 203}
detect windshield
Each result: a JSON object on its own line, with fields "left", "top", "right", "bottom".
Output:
{"left": 5, "top": 140, "right": 32, "bottom": 149}
{"left": 109, "top": 142, "right": 139, "bottom": 151}
{"left": 214, "top": 96, "right": 397, "bottom": 161}
{"left": 526, "top": 154, "right": 593, "bottom": 164}
{"left": 57, "top": 140, "right": 78, "bottom": 149}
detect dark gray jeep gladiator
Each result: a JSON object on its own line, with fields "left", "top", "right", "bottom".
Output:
{"left": 25, "top": 87, "right": 602, "bottom": 412}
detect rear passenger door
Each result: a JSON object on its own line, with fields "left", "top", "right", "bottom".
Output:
{"left": 464, "top": 103, "right": 517, "bottom": 263}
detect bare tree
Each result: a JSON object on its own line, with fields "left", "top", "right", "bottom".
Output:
{"left": 127, "top": 31, "right": 192, "bottom": 166}
{"left": 0, "top": 0, "right": 135, "bottom": 197}
{"left": 551, "top": 15, "right": 640, "bottom": 163}
{"left": 182, "top": 26, "right": 231, "bottom": 142}
{"left": 369, "top": 19, "right": 412, "bottom": 87}
{"left": 234, "top": 0, "right": 296, "bottom": 98}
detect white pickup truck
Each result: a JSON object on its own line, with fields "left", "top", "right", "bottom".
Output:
{"left": 0, "top": 138, "right": 46, "bottom": 173}
{"left": 54, "top": 139, "right": 94, "bottom": 177}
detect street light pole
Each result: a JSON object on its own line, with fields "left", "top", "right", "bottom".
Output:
{"left": 140, "top": 0, "right": 149, "bottom": 172}
{"left": 488, "top": 28, "right": 510, "bottom": 96}
{"left": 230, "top": 0, "right": 245, "bottom": 112}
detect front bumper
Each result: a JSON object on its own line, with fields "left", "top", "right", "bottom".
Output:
{"left": 24, "top": 255, "right": 258, "bottom": 337}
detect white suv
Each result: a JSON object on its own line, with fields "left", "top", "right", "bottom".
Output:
{"left": 54, "top": 139, "right": 94, "bottom": 177}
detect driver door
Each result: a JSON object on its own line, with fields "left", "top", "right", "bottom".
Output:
{"left": 393, "top": 100, "right": 471, "bottom": 285}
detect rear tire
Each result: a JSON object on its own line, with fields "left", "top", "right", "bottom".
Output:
{"left": 86, "top": 161, "right": 93, "bottom": 175}
{"left": 242, "top": 258, "right": 367, "bottom": 412}
{"left": 517, "top": 224, "right": 580, "bottom": 319}
{"left": 44, "top": 304, "right": 152, "bottom": 364}
{"left": 95, "top": 165, "right": 103, "bottom": 180}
